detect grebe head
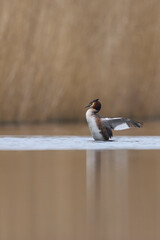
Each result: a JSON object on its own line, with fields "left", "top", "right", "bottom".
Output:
{"left": 85, "top": 99, "right": 101, "bottom": 112}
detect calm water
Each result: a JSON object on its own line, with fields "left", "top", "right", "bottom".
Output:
{"left": 0, "top": 122, "right": 160, "bottom": 240}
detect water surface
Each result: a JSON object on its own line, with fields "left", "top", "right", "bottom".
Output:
{"left": 0, "top": 122, "right": 160, "bottom": 240}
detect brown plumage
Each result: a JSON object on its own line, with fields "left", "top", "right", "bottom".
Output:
{"left": 95, "top": 116, "right": 110, "bottom": 140}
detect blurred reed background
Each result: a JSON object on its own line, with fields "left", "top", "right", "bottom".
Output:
{"left": 0, "top": 0, "right": 160, "bottom": 123}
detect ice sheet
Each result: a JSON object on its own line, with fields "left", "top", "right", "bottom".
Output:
{"left": 0, "top": 136, "right": 159, "bottom": 150}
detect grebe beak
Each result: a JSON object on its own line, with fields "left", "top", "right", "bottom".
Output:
{"left": 85, "top": 103, "right": 91, "bottom": 108}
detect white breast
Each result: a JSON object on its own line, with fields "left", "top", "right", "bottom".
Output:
{"left": 86, "top": 109, "right": 104, "bottom": 141}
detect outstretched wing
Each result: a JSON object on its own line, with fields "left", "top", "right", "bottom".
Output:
{"left": 101, "top": 117, "right": 143, "bottom": 131}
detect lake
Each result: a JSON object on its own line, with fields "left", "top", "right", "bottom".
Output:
{"left": 0, "top": 121, "right": 160, "bottom": 240}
